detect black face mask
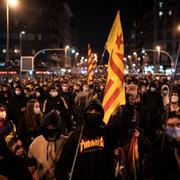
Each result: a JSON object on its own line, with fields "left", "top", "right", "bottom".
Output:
{"left": 89, "top": 84, "right": 94, "bottom": 89}
{"left": 74, "top": 89, "right": 80, "bottom": 93}
{"left": 85, "top": 113, "right": 102, "bottom": 128}
{"left": 42, "top": 128, "right": 61, "bottom": 142}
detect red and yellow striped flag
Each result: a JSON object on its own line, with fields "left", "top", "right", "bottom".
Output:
{"left": 102, "top": 11, "right": 126, "bottom": 124}
{"left": 88, "top": 44, "right": 94, "bottom": 81}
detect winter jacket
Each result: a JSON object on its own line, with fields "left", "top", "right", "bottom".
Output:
{"left": 55, "top": 100, "right": 134, "bottom": 180}
{"left": 28, "top": 110, "right": 67, "bottom": 179}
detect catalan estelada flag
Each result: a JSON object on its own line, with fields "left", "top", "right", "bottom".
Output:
{"left": 102, "top": 11, "right": 126, "bottom": 124}
{"left": 88, "top": 44, "right": 94, "bottom": 81}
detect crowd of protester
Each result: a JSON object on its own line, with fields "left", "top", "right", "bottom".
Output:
{"left": 0, "top": 74, "right": 180, "bottom": 179}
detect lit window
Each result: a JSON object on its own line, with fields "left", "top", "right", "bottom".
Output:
{"left": 159, "top": 2, "right": 163, "bottom": 8}
{"left": 159, "top": 11, "right": 163, "bottom": 17}
{"left": 168, "top": 10, "right": 172, "bottom": 16}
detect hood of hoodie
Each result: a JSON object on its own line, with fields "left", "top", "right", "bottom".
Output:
{"left": 83, "top": 99, "right": 104, "bottom": 126}
{"left": 40, "top": 110, "right": 63, "bottom": 130}
{"left": 40, "top": 110, "right": 64, "bottom": 143}
{"left": 161, "top": 84, "right": 170, "bottom": 96}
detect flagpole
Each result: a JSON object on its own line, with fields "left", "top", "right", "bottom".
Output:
{"left": 68, "top": 123, "right": 84, "bottom": 180}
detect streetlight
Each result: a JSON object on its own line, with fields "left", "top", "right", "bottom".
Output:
{"left": 33, "top": 47, "right": 71, "bottom": 72}
{"left": 75, "top": 52, "right": 79, "bottom": 66}
{"left": 6, "top": 0, "right": 18, "bottom": 66}
{"left": 156, "top": 46, "right": 161, "bottom": 51}
{"left": 65, "top": 45, "right": 70, "bottom": 67}
{"left": 20, "top": 31, "right": 25, "bottom": 57}
{"left": 75, "top": 52, "right": 79, "bottom": 58}
{"left": 156, "top": 45, "right": 161, "bottom": 72}
{"left": 144, "top": 48, "right": 174, "bottom": 73}
{"left": 19, "top": 31, "right": 25, "bottom": 79}
{"left": 8, "top": 0, "right": 18, "bottom": 6}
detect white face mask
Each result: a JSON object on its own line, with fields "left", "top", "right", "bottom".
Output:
{"left": 62, "top": 86, "right": 68, "bottom": 92}
{"left": 13, "top": 84, "right": 17, "bottom": 88}
{"left": 34, "top": 107, "right": 41, "bottom": 115}
{"left": 150, "top": 87, "right": 156, "bottom": 92}
{"left": 141, "top": 88, "right": 146, "bottom": 93}
{"left": 36, "top": 92, "right": 41, "bottom": 97}
{"left": 171, "top": 95, "right": 179, "bottom": 103}
{"left": 50, "top": 91, "right": 58, "bottom": 97}
{"left": 162, "top": 90, "right": 168, "bottom": 95}
{"left": 0, "top": 111, "right": 6, "bottom": 119}
{"left": 166, "top": 127, "right": 180, "bottom": 139}
{"left": 83, "top": 87, "right": 89, "bottom": 92}
{"left": 39, "top": 83, "right": 43, "bottom": 87}
{"left": 15, "top": 91, "right": 21, "bottom": 96}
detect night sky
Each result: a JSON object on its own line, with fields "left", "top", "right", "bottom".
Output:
{"left": 69, "top": 0, "right": 154, "bottom": 57}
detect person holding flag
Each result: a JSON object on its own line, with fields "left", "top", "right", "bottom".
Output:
{"left": 55, "top": 11, "right": 142, "bottom": 180}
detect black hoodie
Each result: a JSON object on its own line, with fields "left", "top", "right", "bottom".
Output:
{"left": 55, "top": 99, "right": 134, "bottom": 180}
{"left": 28, "top": 110, "right": 67, "bottom": 179}
{"left": 40, "top": 110, "right": 63, "bottom": 130}
{"left": 40, "top": 110, "right": 64, "bottom": 141}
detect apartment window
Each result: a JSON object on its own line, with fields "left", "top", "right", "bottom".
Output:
{"left": 168, "top": 10, "right": 172, "bottom": 16}
{"left": 159, "top": 1, "right": 163, "bottom": 8}
{"left": 159, "top": 11, "right": 163, "bottom": 18}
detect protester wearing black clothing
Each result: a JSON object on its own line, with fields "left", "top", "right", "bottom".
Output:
{"left": 59, "top": 81, "right": 74, "bottom": 133}
{"left": 43, "top": 85, "right": 69, "bottom": 134}
{"left": 55, "top": 99, "right": 135, "bottom": 180}
{"left": 7, "top": 85, "right": 26, "bottom": 126}
{"left": 34, "top": 87, "right": 45, "bottom": 111}
{"left": 0, "top": 85, "right": 11, "bottom": 106}
{"left": 17, "top": 99, "right": 43, "bottom": 151}
{"left": 43, "top": 85, "right": 66, "bottom": 115}
{"left": 142, "top": 112, "right": 180, "bottom": 180}
{"left": 141, "top": 82, "right": 164, "bottom": 142}
{"left": 0, "top": 132, "right": 32, "bottom": 180}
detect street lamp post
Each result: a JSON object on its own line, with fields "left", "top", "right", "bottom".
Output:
{"left": 144, "top": 48, "right": 174, "bottom": 72}
{"left": 156, "top": 46, "right": 161, "bottom": 73}
{"left": 33, "top": 47, "right": 71, "bottom": 74}
{"left": 6, "top": 0, "right": 17, "bottom": 66}
{"left": 19, "top": 31, "right": 25, "bottom": 79}
{"left": 75, "top": 52, "right": 79, "bottom": 67}
{"left": 6, "top": 1, "right": 9, "bottom": 66}
{"left": 65, "top": 45, "right": 70, "bottom": 68}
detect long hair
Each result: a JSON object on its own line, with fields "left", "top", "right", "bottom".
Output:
{"left": 24, "top": 99, "right": 42, "bottom": 131}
